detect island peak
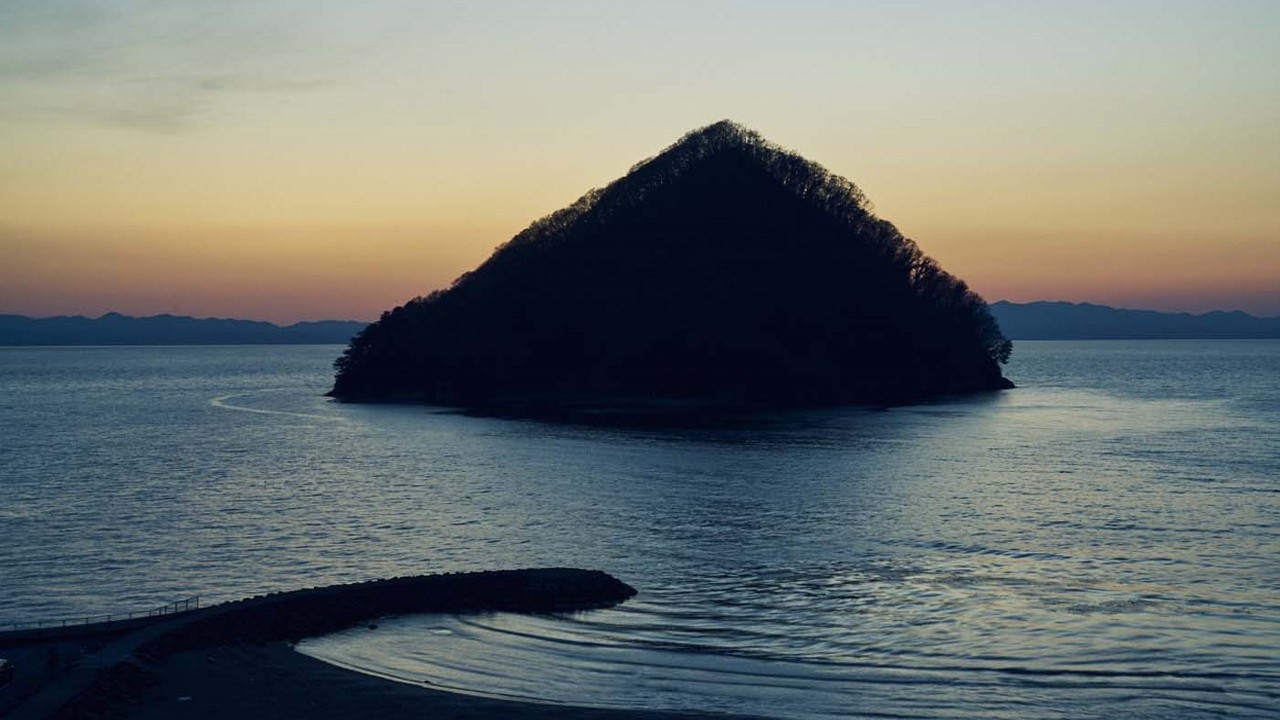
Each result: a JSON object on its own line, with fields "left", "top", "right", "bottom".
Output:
{"left": 331, "top": 122, "right": 1013, "bottom": 410}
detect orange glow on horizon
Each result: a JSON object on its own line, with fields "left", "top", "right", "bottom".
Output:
{"left": 2, "top": 2, "right": 1277, "bottom": 322}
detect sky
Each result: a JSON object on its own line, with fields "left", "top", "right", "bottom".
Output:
{"left": 1, "top": 0, "right": 1277, "bottom": 323}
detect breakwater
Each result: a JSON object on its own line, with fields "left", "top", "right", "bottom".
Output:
{"left": 3, "top": 569, "right": 636, "bottom": 720}
{"left": 0, "top": 598, "right": 201, "bottom": 646}
{"left": 138, "top": 568, "right": 637, "bottom": 658}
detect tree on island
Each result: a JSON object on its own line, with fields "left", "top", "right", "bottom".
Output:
{"left": 331, "top": 120, "right": 1012, "bottom": 409}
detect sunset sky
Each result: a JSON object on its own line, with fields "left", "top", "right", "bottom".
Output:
{"left": 2, "top": 0, "right": 1277, "bottom": 323}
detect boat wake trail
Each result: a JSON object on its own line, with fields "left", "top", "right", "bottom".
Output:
{"left": 210, "top": 389, "right": 343, "bottom": 422}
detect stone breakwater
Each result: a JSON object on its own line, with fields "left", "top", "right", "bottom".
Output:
{"left": 2, "top": 569, "right": 637, "bottom": 720}
{"left": 137, "top": 568, "right": 638, "bottom": 659}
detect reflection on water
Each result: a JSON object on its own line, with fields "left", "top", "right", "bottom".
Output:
{"left": 2, "top": 341, "right": 1279, "bottom": 718}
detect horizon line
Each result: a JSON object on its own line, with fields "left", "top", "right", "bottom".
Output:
{"left": 3, "top": 299, "right": 1280, "bottom": 326}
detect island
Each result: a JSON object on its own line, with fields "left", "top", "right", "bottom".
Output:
{"left": 330, "top": 121, "right": 1013, "bottom": 411}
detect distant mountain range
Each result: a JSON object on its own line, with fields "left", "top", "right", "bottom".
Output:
{"left": 989, "top": 301, "right": 1280, "bottom": 340}
{"left": 0, "top": 312, "right": 366, "bottom": 346}
{"left": 1, "top": 301, "right": 1276, "bottom": 346}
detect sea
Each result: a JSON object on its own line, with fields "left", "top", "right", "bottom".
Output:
{"left": 1, "top": 341, "right": 1277, "bottom": 719}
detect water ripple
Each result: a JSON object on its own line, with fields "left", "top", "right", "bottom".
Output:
{"left": 3, "top": 342, "right": 1279, "bottom": 718}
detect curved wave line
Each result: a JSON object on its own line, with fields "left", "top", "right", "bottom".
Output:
{"left": 210, "top": 390, "right": 343, "bottom": 422}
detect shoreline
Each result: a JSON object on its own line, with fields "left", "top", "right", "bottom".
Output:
{"left": 95, "top": 641, "right": 752, "bottom": 720}
{"left": 326, "top": 384, "right": 1016, "bottom": 429}
{"left": 1, "top": 569, "right": 668, "bottom": 720}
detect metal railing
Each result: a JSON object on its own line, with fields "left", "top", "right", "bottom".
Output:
{"left": 4, "top": 596, "right": 200, "bottom": 633}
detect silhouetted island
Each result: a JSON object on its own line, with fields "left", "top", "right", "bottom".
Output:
{"left": 331, "top": 121, "right": 1013, "bottom": 411}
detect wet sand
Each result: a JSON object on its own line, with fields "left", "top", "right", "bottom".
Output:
{"left": 2, "top": 570, "right": 754, "bottom": 719}
{"left": 98, "top": 642, "right": 744, "bottom": 720}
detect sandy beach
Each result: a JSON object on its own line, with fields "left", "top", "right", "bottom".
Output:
{"left": 1, "top": 570, "right": 756, "bottom": 719}
{"left": 95, "top": 642, "right": 744, "bottom": 720}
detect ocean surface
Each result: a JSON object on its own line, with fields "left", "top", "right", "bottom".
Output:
{"left": 1, "top": 341, "right": 1277, "bottom": 718}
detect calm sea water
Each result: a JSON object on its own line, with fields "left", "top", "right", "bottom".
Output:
{"left": 1, "top": 342, "right": 1277, "bottom": 718}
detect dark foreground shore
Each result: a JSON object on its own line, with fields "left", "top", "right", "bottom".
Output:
{"left": 96, "top": 642, "right": 742, "bottom": 720}
{"left": 2, "top": 569, "right": 746, "bottom": 720}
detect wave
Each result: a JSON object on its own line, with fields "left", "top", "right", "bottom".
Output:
{"left": 299, "top": 610, "right": 1280, "bottom": 720}
{"left": 210, "top": 389, "right": 344, "bottom": 422}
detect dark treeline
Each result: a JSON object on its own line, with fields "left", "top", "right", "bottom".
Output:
{"left": 332, "top": 120, "right": 1012, "bottom": 408}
